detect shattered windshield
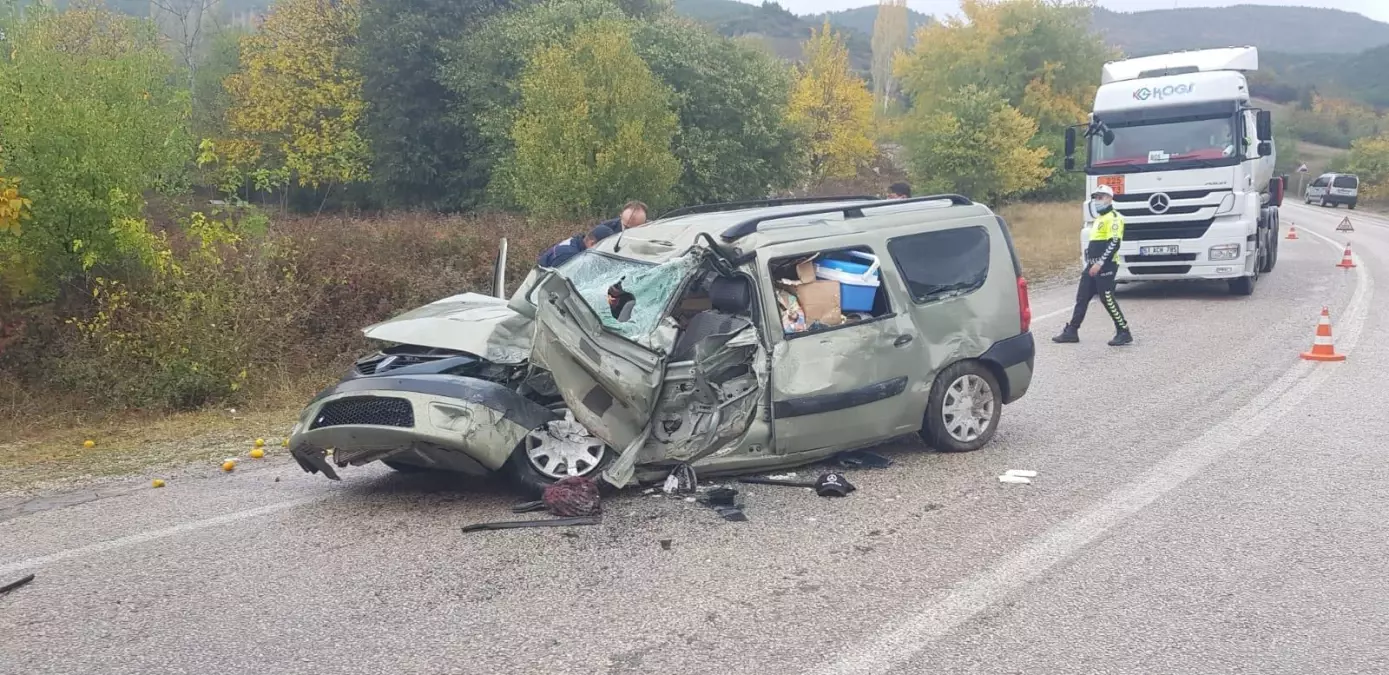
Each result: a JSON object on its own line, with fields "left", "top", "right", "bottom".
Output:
{"left": 560, "top": 250, "right": 700, "bottom": 340}
{"left": 1090, "top": 116, "right": 1239, "bottom": 170}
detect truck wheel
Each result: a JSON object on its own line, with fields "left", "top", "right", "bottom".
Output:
{"left": 1229, "top": 273, "right": 1256, "bottom": 296}
{"left": 920, "top": 361, "right": 1002, "bottom": 453}
{"left": 1263, "top": 232, "right": 1279, "bottom": 273}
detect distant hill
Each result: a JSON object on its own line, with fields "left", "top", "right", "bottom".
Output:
{"left": 669, "top": 0, "right": 880, "bottom": 73}
{"left": 1092, "top": 5, "right": 1389, "bottom": 57}
{"left": 815, "top": 4, "right": 931, "bottom": 40}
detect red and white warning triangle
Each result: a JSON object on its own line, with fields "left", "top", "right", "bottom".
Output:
{"left": 1337, "top": 216, "right": 1355, "bottom": 233}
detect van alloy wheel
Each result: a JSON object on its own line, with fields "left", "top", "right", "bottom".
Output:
{"left": 941, "top": 374, "right": 996, "bottom": 443}
{"left": 522, "top": 412, "right": 608, "bottom": 479}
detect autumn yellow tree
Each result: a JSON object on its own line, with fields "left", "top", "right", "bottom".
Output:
{"left": 870, "top": 0, "right": 909, "bottom": 113}
{"left": 788, "top": 22, "right": 877, "bottom": 185}
{"left": 221, "top": 0, "right": 368, "bottom": 194}
{"left": 902, "top": 86, "right": 1050, "bottom": 203}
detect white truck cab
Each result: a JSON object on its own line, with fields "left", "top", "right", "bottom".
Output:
{"left": 1064, "top": 46, "right": 1285, "bottom": 296}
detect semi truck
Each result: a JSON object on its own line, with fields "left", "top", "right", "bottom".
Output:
{"left": 1064, "top": 46, "right": 1285, "bottom": 296}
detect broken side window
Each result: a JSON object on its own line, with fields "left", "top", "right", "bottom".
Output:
{"left": 769, "top": 246, "right": 891, "bottom": 335}
{"left": 887, "top": 226, "right": 991, "bottom": 304}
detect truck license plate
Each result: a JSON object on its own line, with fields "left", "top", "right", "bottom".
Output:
{"left": 1140, "top": 245, "right": 1179, "bottom": 256}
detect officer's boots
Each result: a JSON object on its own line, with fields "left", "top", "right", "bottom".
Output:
{"left": 1108, "top": 330, "right": 1133, "bottom": 346}
{"left": 1051, "top": 324, "right": 1080, "bottom": 343}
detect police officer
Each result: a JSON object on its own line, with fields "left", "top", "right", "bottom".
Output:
{"left": 1053, "top": 184, "right": 1133, "bottom": 346}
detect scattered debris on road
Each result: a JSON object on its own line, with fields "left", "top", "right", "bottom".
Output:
{"left": 659, "top": 539, "right": 673, "bottom": 550}
{"left": 542, "top": 476, "right": 602, "bottom": 516}
{"left": 0, "top": 573, "right": 35, "bottom": 596}
{"left": 998, "top": 469, "right": 1038, "bottom": 484}
{"left": 461, "top": 516, "right": 601, "bottom": 533}
{"left": 663, "top": 463, "right": 698, "bottom": 495}
{"left": 835, "top": 450, "right": 893, "bottom": 469}
{"left": 152, "top": 479, "right": 166, "bottom": 488}
{"left": 697, "top": 486, "right": 748, "bottom": 521}
{"left": 815, "top": 472, "right": 855, "bottom": 497}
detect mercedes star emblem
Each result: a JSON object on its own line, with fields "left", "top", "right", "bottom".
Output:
{"left": 1148, "top": 192, "right": 1171, "bottom": 214}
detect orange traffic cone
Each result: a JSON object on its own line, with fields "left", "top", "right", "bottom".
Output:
{"left": 1337, "top": 244, "right": 1356, "bottom": 269}
{"left": 1286, "top": 225, "right": 1298, "bottom": 240}
{"left": 1300, "top": 306, "right": 1346, "bottom": 362}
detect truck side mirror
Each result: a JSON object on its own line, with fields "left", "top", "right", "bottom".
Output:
{"left": 1258, "top": 141, "right": 1273, "bottom": 157}
{"left": 1102, "top": 129, "right": 1115, "bottom": 146}
{"left": 1256, "top": 110, "right": 1272, "bottom": 141}
{"left": 1064, "top": 127, "right": 1076, "bottom": 158}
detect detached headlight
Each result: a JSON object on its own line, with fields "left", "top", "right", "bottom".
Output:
{"left": 1209, "top": 244, "right": 1241, "bottom": 261}
{"left": 1216, "top": 193, "right": 1237, "bottom": 215}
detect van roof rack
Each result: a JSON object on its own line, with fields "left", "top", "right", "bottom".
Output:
{"left": 659, "top": 195, "right": 877, "bottom": 221}
{"left": 719, "top": 194, "right": 974, "bottom": 242}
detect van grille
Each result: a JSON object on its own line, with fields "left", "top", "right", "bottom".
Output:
{"left": 311, "top": 396, "right": 414, "bottom": 429}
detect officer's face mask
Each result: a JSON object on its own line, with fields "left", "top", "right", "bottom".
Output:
{"left": 1089, "top": 194, "right": 1113, "bottom": 217}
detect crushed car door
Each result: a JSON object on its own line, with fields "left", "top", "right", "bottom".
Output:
{"left": 530, "top": 267, "right": 680, "bottom": 452}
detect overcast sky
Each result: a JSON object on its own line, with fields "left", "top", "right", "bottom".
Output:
{"left": 763, "top": 0, "right": 1389, "bottom": 23}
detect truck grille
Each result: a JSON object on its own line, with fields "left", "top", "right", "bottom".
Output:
{"left": 1123, "top": 218, "right": 1214, "bottom": 241}
{"left": 1118, "top": 204, "right": 1204, "bottom": 217}
{"left": 1128, "top": 265, "right": 1192, "bottom": 275}
{"left": 311, "top": 396, "right": 414, "bottom": 430}
{"left": 1124, "top": 253, "right": 1198, "bottom": 263}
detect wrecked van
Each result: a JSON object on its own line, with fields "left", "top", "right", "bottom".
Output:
{"left": 288, "top": 195, "right": 1036, "bottom": 494}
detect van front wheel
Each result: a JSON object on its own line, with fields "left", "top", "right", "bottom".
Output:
{"left": 920, "top": 361, "right": 1002, "bottom": 453}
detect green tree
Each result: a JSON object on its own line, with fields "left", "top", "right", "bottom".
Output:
{"left": 357, "top": 0, "right": 527, "bottom": 210}
{"left": 787, "top": 22, "right": 877, "bottom": 185}
{"left": 439, "top": 0, "right": 630, "bottom": 207}
{"left": 632, "top": 15, "right": 804, "bottom": 205}
{"left": 497, "top": 19, "right": 680, "bottom": 218}
{"left": 1346, "top": 133, "right": 1389, "bottom": 201}
{"left": 900, "top": 86, "right": 1050, "bottom": 204}
{"left": 895, "top": 0, "right": 1115, "bottom": 199}
{"left": 0, "top": 3, "right": 190, "bottom": 303}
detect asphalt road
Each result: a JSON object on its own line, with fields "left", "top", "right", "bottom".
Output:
{"left": 2, "top": 203, "right": 1386, "bottom": 675}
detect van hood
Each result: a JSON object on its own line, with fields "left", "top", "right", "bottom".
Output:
{"left": 361, "top": 292, "right": 534, "bottom": 365}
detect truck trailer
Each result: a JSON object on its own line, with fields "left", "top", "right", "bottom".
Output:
{"left": 1064, "top": 46, "right": 1285, "bottom": 296}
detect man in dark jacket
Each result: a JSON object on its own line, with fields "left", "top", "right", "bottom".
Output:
{"left": 537, "top": 223, "right": 615, "bottom": 268}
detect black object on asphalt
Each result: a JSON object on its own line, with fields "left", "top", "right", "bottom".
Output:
{"left": 0, "top": 573, "right": 35, "bottom": 595}
{"left": 511, "top": 500, "right": 549, "bottom": 514}
{"left": 835, "top": 450, "right": 893, "bottom": 469}
{"left": 815, "top": 472, "right": 856, "bottom": 497}
{"left": 461, "top": 516, "right": 602, "bottom": 533}
{"left": 697, "top": 486, "right": 748, "bottom": 521}
{"left": 664, "top": 462, "right": 698, "bottom": 494}
{"left": 738, "top": 476, "right": 816, "bottom": 488}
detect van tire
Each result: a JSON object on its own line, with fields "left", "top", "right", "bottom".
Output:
{"left": 1349, "top": 201, "right": 1357, "bottom": 210}
{"left": 506, "top": 414, "right": 615, "bottom": 498}
{"left": 920, "top": 361, "right": 1002, "bottom": 453}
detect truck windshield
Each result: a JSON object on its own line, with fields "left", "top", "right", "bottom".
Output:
{"left": 1090, "top": 116, "right": 1238, "bottom": 171}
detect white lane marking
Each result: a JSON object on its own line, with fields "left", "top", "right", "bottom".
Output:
{"left": 0, "top": 497, "right": 323, "bottom": 577}
{"left": 1033, "top": 306, "right": 1071, "bottom": 323}
{"left": 816, "top": 228, "right": 1373, "bottom": 675}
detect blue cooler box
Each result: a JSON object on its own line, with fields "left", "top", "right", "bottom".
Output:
{"left": 814, "top": 252, "right": 881, "bottom": 313}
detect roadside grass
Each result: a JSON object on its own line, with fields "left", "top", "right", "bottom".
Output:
{"left": 1000, "top": 201, "right": 1079, "bottom": 283}
{"left": 2, "top": 200, "right": 1081, "bottom": 490}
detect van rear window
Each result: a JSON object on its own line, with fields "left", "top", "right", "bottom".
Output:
{"left": 1333, "top": 176, "right": 1358, "bottom": 189}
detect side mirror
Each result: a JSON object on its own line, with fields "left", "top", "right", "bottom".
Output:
{"left": 1064, "top": 127, "right": 1077, "bottom": 158}
{"left": 1256, "top": 110, "right": 1272, "bottom": 141}
{"left": 1258, "top": 141, "right": 1273, "bottom": 157}
{"left": 1102, "top": 129, "right": 1116, "bottom": 146}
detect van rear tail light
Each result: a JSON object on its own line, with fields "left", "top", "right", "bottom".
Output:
{"left": 1017, "top": 276, "right": 1032, "bottom": 333}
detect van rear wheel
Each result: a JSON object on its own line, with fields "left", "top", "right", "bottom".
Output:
{"left": 920, "top": 361, "right": 1002, "bottom": 453}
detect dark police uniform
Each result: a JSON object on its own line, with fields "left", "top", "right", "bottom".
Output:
{"left": 1054, "top": 207, "right": 1132, "bottom": 345}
